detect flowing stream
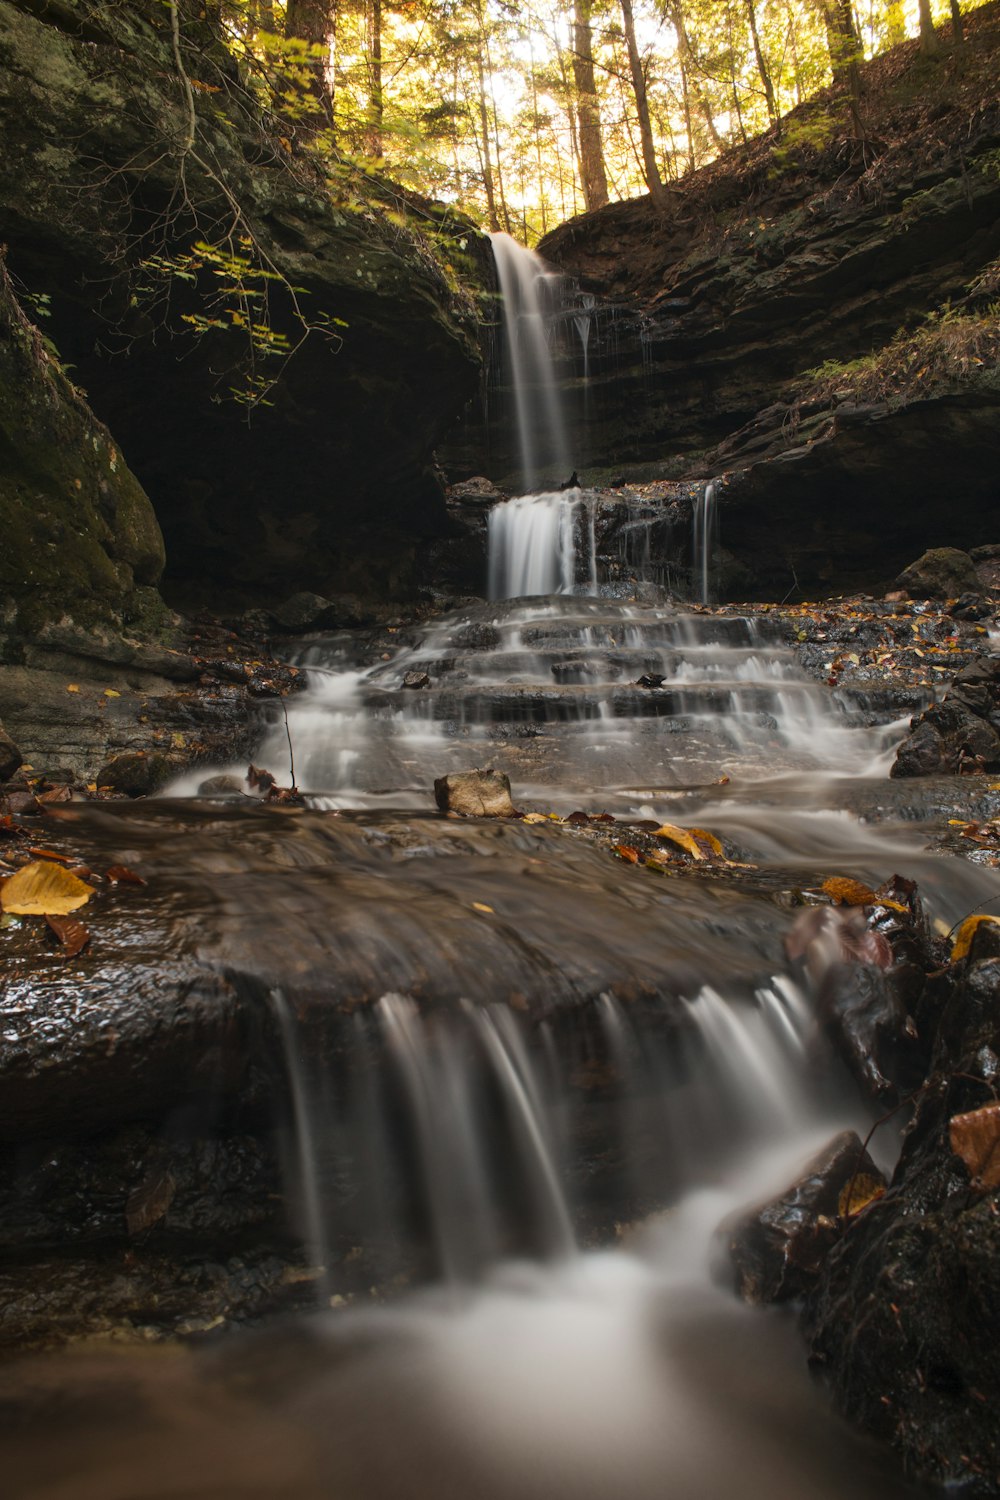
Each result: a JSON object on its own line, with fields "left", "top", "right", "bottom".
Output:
{"left": 6, "top": 235, "right": 996, "bottom": 1500}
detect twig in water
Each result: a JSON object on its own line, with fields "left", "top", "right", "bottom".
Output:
{"left": 280, "top": 695, "right": 297, "bottom": 791}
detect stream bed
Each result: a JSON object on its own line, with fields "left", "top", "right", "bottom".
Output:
{"left": 3, "top": 581, "right": 999, "bottom": 1496}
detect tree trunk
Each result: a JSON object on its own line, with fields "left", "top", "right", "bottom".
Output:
{"left": 918, "top": 0, "right": 939, "bottom": 53}
{"left": 620, "top": 0, "right": 666, "bottom": 202}
{"left": 745, "top": 0, "right": 777, "bottom": 123}
{"left": 949, "top": 0, "right": 965, "bottom": 45}
{"left": 822, "top": 0, "right": 864, "bottom": 132}
{"left": 475, "top": 52, "right": 501, "bottom": 231}
{"left": 284, "top": 0, "right": 334, "bottom": 125}
{"left": 572, "top": 0, "right": 609, "bottom": 211}
{"left": 364, "top": 0, "right": 383, "bottom": 157}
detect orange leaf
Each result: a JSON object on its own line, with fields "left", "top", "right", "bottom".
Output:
{"left": 950, "top": 1103, "right": 1000, "bottom": 1189}
{"left": 653, "top": 823, "right": 706, "bottom": 860}
{"left": 822, "top": 876, "right": 879, "bottom": 907}
{"left": 105, "top": 865, "right": 147, "bottom": 886}
{"left": 951, "top": 915, "right": 1000, "bottom": 963}
{"left": 613, "top": 844, "right": 640, "bottom": 864}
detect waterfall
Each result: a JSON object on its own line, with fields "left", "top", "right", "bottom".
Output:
{"left": 487, "top": 490, "right": 586, "bottom": 599}
{"left": 692, "top": 480, "right": 719, "bottom": 604}
{"left": 490, "top": 231, "right": 571, "bottom": 491}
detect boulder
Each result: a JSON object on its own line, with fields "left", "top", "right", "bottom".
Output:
{"left": 805, "top": 955, "right": 1000, "bottom": 1490}
{"left": 892, "top": 656, "right": 1000, "bottom": 778}
{"left": 96, "top": 751, "right": 176, "bottom": 798}
{"left": 433, "top": 769, "right": 515, "bottom": 817}
{"left": 402, "top": 671, "right": 431, "bottom": 689}
{"left": 897, "top": 548, "right": 981, "bottom": 600}
{"left": 0, "top": 722, "right": 22, "bottom": 782}
{"left": 720, "top": 1131, "right": 886, "bottom": 1305}
{"left": 0, "top": 261, "right": 165, "bottom": 635}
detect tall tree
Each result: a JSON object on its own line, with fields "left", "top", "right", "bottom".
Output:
{"left": 572, "top": 0, "right": 610, "bottom": 210}
{"left": 284, "top": 0, "right": 335, "bottom": 124}
{"left": 364, "top": 0, "right": 383, "bottom": 156}
{"left": 620, "top": 0, "right": 667, "bottom": 201}
{"left": 744, "top": 0, "right": 778, "bottom": 123}
{"left": 917, "top": 0, "right": 939, "bottom": 53}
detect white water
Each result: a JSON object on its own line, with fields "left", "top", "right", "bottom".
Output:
{"left": 490, "top": 232, "right": 571, "bottom": 490}
{"left": 488, "top": 490, "right": 589, "bottom": 598}
{"left": 693, "top": 480, "right": 719, "bottom": 604}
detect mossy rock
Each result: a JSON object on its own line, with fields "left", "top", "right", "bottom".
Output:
{"left": 0, "top": 265, "right": 165, "bottom": 633}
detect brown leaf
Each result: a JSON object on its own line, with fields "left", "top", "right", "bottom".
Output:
{"left": 105, "top": 865, "right": 146, "bottom": 886}
{"left": 247, "top": 764, "right": 275, "bottom": 792}
{"left": 36, "top": 786, "right": 73, "bottom": 805}
{"left": 0, "top": 860, "right": 94, "bottom": 915}
{"left": 126, "top": 1167, "right": 176, "bottom": 1236}
{"left": 613, "top": 844, "right": 640, "bottom": 864}
{"left": 44, "top": 913, "right": 91, "bottom": 957}
{"left": 822, "top": 876, "right": 880, "bottom": 907}
{"left": 949, "top": 1103, "right": 1000, "bottom": 1190}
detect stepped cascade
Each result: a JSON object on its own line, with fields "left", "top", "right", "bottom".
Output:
{"left": 6, "top": 214, "right": 999, "bottom": 1500}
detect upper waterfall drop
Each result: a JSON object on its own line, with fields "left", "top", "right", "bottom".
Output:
{"left": 490, "top": 231, "right": 571, "bottom": 492}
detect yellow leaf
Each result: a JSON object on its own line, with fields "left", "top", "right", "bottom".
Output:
{"left": 0, "top": 860, "right": 94, "bottom": 915}
{"left": 471, "top": 902, "right": 494, "bottom": 914}
{"left": 837, "top": 1173, "right": 885, "bottom": 1218}
{"left": 689, "top": 827, "right": 724, "bottom": 858}
{"left": 951, "top": 914, "right": 1000, "bottom": 963}
{"left": 521, "top": 813, "right": 550, "bottom": 825}
{"left": 653, "top": 823, "right": 707, "bottom": 860}
{"left": 103, "top": 688, "right": 121, "bottom": 698}
{"left": 66, "top": 684, "right": 80, "bottom": 693}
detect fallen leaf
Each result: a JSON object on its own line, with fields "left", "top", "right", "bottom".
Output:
{"left": 44, "top": 913, "right": 90, "bottom": 957}
{"left": 653, "top": 823, "right": 708, "bottom": 860}
{"left": 35, "top": 786, "right": 73, "bottom": 805}
{"left": 66, "top": 684, "right": 80, "bottom": 693}
{"left": 613, "top": 844, "right": 640, "bottom": 864}
{"left": 103, "top": 688, "right": 121, "bottom": 699}
{"left": 105, "top": 865, "right": 147, "bottom": 886}
{"left": 689, "top": 827, "right": 724, "bottom": 858}
{"left": 951, "top": 914, "right": 1000, "bottom": 963}
{"left": 521, "top": 813, "right": 550, "bottom": 825}
{"left": 471, "top": 901, "right": 494, "bottom": 913}
{"left": 823, "top": 876, "right": 880, "bottom": 907}
{"left": 126, "top": 1167, "right": 176, "bottom": 1236}
{"left": 838, "top": 1173, "right": 886, "bottom": 1218}
{"left": 0, "top": 860, "right": 94, "bottom": 915}
{"left": 26, "top": 846, "right": 72, "bottom": 864}
{"left": 949, "top": 1102, "right": 1000, "bottom": 1189}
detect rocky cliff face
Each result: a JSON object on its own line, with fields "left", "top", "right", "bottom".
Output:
{"left": 0, "top": 0, "right": 481, "bottom": 611}
{"left": 0, "top": 260, "right": 165, "bottom": 634}
{"left": 529, "top": 7, "right": 1000, "bottom": 597}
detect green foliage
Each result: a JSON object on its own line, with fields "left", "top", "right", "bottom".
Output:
{"left": 769, "top": 111, "right": 836, "bottom": 174}
{"left": 800, "top": 304, "right": 1000, "bottom": 409}
{"left": 137, "top": 238, "right": 346, "bottom": 407}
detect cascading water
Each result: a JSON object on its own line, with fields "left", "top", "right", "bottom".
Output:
{"left": 20, "top": 220, "right": 997, "bottom": 1500}
{"left": 490, "top": 232, "right": 571, "bottom": 491}
{"left": 693, "top": 480, "right": 719, "bottom": 604}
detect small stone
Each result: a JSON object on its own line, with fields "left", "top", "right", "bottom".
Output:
{"left": 402, "top": 671, "right": 431, "bottom": 689}
{"left": 719, "top": 1130, "right": 886, "bottom": 1305}
{"left": 949, "top": 592, "right": 991, "bottom": 621}
{"left": 636, "top": 673, "right": 666, "bottom": 688}
{"left": 433, "top": 769, "right": 515, "bottom": 817}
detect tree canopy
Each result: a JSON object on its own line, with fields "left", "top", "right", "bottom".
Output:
{"left": 217, "top": 0, "right": 983, "bottom": 241}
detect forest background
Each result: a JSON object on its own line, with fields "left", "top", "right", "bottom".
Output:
{"left": 227, "top": 0, "right": 985, "bottom": 243}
